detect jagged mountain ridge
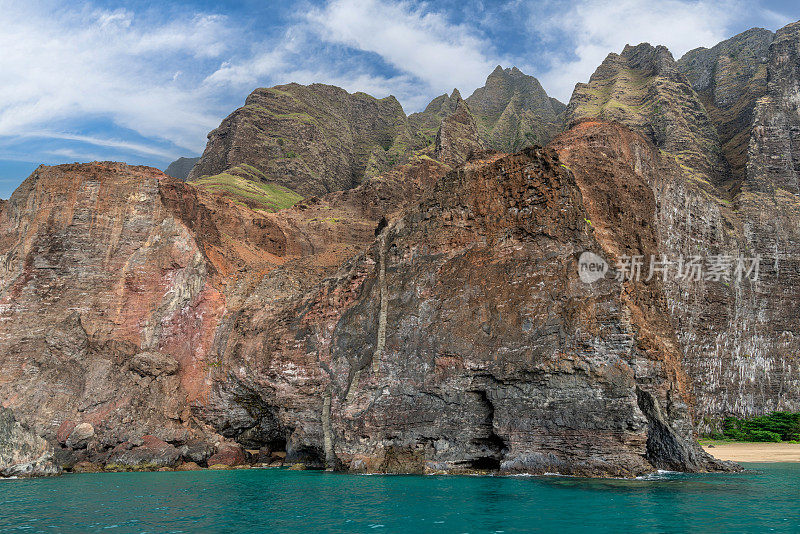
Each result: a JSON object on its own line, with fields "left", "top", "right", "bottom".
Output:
{"left": 465, "top": 66, "right": 566, "bottom": 152}
{"left": 186, "top": 68, "right": 565, "bottom": 205}
{"left": 677, "top": 27, "right": 774, "bottom": 189}
{"left": 187, "top": 83, "right": 416, "bottom": 197}
{"left": 565, "top": 42, "right": 730, "bottom": 190}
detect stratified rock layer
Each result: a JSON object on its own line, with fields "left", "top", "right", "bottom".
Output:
{"left": 555, "top": 118, "right": 800, "bottom": 432}
{"left": 563, "top": 23, "right": 800, "bottom": 429}
{"left": 678, "top": 28, "right": 774, "bottom": 188}
{"left": 0, "top": 163, "right": 223, "bottom": 457}
{"left": 198, "top": 145, "right": 730, "bottom": 476}
{"left": 0, "top": 145, "right": 733, "bottom": 477}
{"left": 0, "top": 156, "right": 451, "bottom": 472}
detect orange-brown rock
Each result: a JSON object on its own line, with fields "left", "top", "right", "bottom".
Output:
{"left": 15, "top": 27, "right": 800, "bottom": 475}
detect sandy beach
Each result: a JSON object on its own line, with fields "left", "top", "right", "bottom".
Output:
{"left": 703, "top": 442, "right": 800, "bottom": 462}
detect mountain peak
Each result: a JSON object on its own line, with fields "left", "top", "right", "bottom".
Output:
{"left": 464, "top": 66, "right": 564, "bottom": 152}
{"left": 567, "top": 40, "right": 727, "bottom": 186}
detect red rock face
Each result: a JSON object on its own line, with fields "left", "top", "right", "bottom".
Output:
{"left": 0, "top": 163, "right": 222, "bottom": 447}
{"left": 206, "top": 443, "right": 246, "bottom": 467}
{"left": 6, "top": 27, "right": 800, "bottom": 478}
{"left": 0, "top": 156, "right": 452, "bottom": 472}
{"left": 0, "top": 121, "right": 747, "bottom": 477}
{"left": 0, "top": 136, "right": 739, "bottom": 477}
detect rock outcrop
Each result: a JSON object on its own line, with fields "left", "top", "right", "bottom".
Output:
{"left": 0, "top": 154, "right": 450, "bottom": 472}
{"left": 433, "top": 97, "right": 485, "bottom": 167}
{"left": 9, "top": 22, "right": 800, "bottom": 475}
{"left": 0, "top": 163, "right": 225, "bottom": 468}
{"left": 566, "top": 43, "right": 729, "bottom": 188}
{"left": 309, "top": 146, "right": 725, "bottom": 476}
{"left": 193, "top": 143, "right": 730, "bottom": 476}
{"left": 0, "top": 407, "right": 59, "bottom": 477}
{"left": 0, "top": 144, "right": 734, "bottom": 477}
{"left": 560, "top": 26, "right": 800, "bottom": 429}
{"left": 678, "top": 28, "right": 774, "bottom": 189}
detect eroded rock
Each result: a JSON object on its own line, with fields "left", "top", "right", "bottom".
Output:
{"left": 207, "top": 443, "right": 246, "bottom": 467}
{"left": 65, "top": 423, "right": 94, "bottom": 449}
{"left": 0, "top": 408, "right": 59, "bottom": 477}
{"left": 130, "top": 352, "right": 179, "bottom": 377}
{"left": 106, "top": 435, "right": 181, "bottom": 470}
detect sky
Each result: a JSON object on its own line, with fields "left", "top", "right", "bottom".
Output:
{"left": 0, "top": 0, "right": 797, "bottom": 198}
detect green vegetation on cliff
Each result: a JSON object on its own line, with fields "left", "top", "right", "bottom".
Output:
{"left": 566, "top": 43, "right": 730, "bottom": 190}
{"left": 677, "top": 27, "right": 775, "bottom": 190}
{"left": 191, "top": 167, "right": 303, "bottom": 212}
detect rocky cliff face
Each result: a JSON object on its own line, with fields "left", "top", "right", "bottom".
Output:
{"left": 466, "top": 66, "right": 565, "bottom": 152}
{"left": 188, "top": 83, "right": 415, "bottom": 196}
{"left": 745, "top": 21, "right": 800, "bottom": 196}
{"left": 196, "top": 143, "right": 728, "bottom": 476}
{"left": 0, "top": 144, "right": 733, "bottom": 477}
{"left": 0, "top": 163, "right": 226, "bottom": 470}
{"left": 563, "top": 21, "right": 800, "bottom": 429}
{"left": 0, "top": 407, "right": 59, "bottom": 477}
{"left": 8, "top": 22, "right": 800, "bottom": 476}
{"left": 678, "top": 28, "right": 774, "bottom": 188}
{"left": 0, "top": 156, "right": 451, "bottom": 474}
{"left": 433, "top": 97, "right": 485, "bottom": 167}
{"left": 717, "top": 21, "right": 800, "bottom": 420}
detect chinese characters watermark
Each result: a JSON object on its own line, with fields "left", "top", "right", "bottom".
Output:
{"left": 578, "top": 251, "right": 760, "bottom": 284}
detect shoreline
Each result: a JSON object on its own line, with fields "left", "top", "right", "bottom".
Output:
{"left": 702, "top": 441, "right": 800, "bottom": 462}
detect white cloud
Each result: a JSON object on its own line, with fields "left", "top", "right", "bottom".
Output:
{"left": 0, "top": 1, "right": 232, "bottom": 159}
{"left": 203, "top": 0, "right": 507, "bottom": 113}
{"left": 19, "top": 132, "right": 179, "bottom": 159}
{"left": 47, "top": 148, "right": 116, "bottom": 162}
{"left": 306, "top": 0, "right": 502, "bottom": 102}
{"left": 530, "top": 0, "right": 759, "bottom": 102}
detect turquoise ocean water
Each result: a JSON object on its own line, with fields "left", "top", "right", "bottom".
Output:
{"left": 0, "top": 463, "right": 797, "bottom": 533}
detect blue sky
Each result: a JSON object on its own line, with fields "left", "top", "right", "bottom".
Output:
{"left": 0, "top": 0, "right": 797, "bottom": 198}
